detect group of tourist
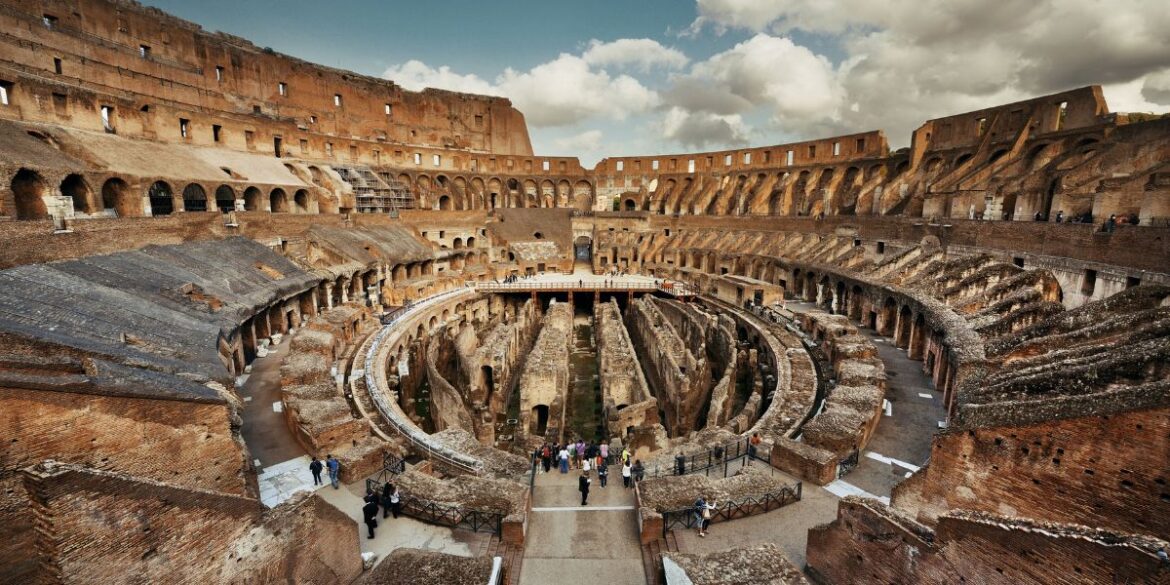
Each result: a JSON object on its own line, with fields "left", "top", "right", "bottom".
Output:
{"left": 360, "top": 482, "right": 403, "bottom": 539}
{"left": 533, "top": 439, "right": 646, "bottom": 505}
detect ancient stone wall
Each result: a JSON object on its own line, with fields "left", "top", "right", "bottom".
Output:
{"left": 891, "top": 406, "right": 1170, "bottom": 540}
{"left": 595, "top": 298, "right": 658, "bottom": 438}
{"left": 807, "top": 497, "right": 1168, "bottom": 585}
{"left": 625, "top": 297, "right": 706, "bottom": 436}
{"left": 518, "top": 301, "right": 572, "bottom": 440}
{"left": 22, "top": 462, "right": 361, "bottom": 585}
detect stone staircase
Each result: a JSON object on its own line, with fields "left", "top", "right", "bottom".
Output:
{"left": 478, "top": 534, "right": 524, "bottom": 584}
{"left": 641, "top": 529, "right": 680, "bottom": 585}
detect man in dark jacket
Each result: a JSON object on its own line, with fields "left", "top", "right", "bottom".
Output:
{"left": 308, "top": 457, "right": 323, "bottom": 486}
{"left": 362, "top": 497, "right": 379, "bottom": 539}
{"left": 578, "top": 472, "right": 591, "bottom": 506}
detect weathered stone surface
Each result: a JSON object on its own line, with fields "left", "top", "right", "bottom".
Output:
{"left": 666, "top": 543, "right": 808, "bottom": 585}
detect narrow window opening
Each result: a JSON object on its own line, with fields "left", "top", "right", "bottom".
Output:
{"left": 299, "top": 139, "right": 308, "bottom": 153}
{"left": 1013, "top": 257, "right": 1025, "bottom": 268}
{"left": 1056, "top": 101, "right": 1068, "bottom": 130}
{"left": 215, "top": 66, "right": 224, "bottom": 81}
{"left": 1126, "top": 276, "right": 1141, "bottom": 288}
{"left": 808, "top": 145, "right": 817, "bottom": 158}
{"left": 542, "top": 160, "right": 550, "bottom": 171}
{"left": 743, "top": 152, "right": 751, "bottom": 164}
{"left": 273, "top": 136, "right": 282, "bottom": 158}
{"left": 413, "top": 153, "right": 421, "bottom": 165}
{"left": 474, "top": 114, "right": 484, "bottom": 126}
{"left": 616, "top": 161, "right": 624, "bottom": 172}
{"left": 244, "top": 130, "right": 255, "bottom": 148}
{"left": 179, "top": 118, "right": 190, "bottom": 138}
{"left": 832, "top": 142, "right": 841, "bottom": 156}
{"left": 855, "top": 138, "right": 866, "bottom": 152}
{"left": 333, "top": 94, "right": 342, "bottom": 107}
{"left": 385, "top": 103, "right": 392, "bottom": 116}
{"left": 101, "top": 105, "right": 114, "bottom": 132}
{"left": 0, "top": 81, "right": 11, "bottom": 106}
{"left": 687, "top": 159, "right": 695, "bottom": 173}
{"left": 43, "top": 14, "right": 58, "bottom": 28}
{"left": 53, "top": 57, "right": 63, "bottom": 75}
{"left": 139, "top": 45, "right": 151, "bottom": 58}
{"left": 786, "top": 150, "right": 794, "bottom": 166}
{"left": 876, "top": 241, "right": 886, "bottom": 254}
{"left": 212, "top": 124, "right": 222, "bottom": 142}
{"left": 724, "top": 154, "right": 732, "bottom": 166}
{"left": 652, "top": 160, "right": 659, "bottom": 171}
{"left": 433, "top": 154, "right": 441, "bottom": 167}
{"left": 278, "top": 82, "right": 287, "bottom": 97}
{"left": 325, "top": 142, "right": 333, "bottom": 157}
{"left": 350, "top": 145, "right": 359, "bottom": 160}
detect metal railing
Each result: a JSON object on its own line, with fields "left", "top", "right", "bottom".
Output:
{"left": 641, "top": 438, "right": 766, "bottom": 479}
{"left": 474, "top": 280, "right": 696, "bottom": 296}
{"left": 660, "top": 482, "right": 802, "bottom": 537}
{"left": 365, "top": 477, "right": 504, "bottom": 536}
{"left": 361, "top": 286, "right": 485, "bottom": 474}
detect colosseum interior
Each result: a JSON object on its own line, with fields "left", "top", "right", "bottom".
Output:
{"left": 0, "top": 1, "right": 1168, "bottom": 584}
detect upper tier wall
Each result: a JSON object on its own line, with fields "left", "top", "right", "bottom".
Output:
{"left": 0, "top": 0, "right": 532, "bottom": 157}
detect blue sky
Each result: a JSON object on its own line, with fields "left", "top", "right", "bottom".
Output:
{"left": 143, "top": 0, "right": 1170, "bottom": 167}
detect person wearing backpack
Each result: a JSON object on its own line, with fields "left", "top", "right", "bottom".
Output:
{"left": 694, "top": 495, "right": 716, "bottom": 537}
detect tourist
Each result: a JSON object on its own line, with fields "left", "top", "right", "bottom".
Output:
{"left": 567, "top": 441, "right": 577, "bottom": 470}
{"left": 326, "top": 454, "right": 340, "bottom": 489}
{"left": 622, "top": 460, "right": 632, "bottom": 488}
{"left": 598, "top": 460, "right": 609, "bottom": 488}
{"left": 748, "top": 432, "right": 762, "bottom": 460}
{"left": 600, "top": 441, "right": 609, "bottom": 463}
{"left": 1055, "top": 210, "right": 1064, "bottom": 223}
{"left": 694, "top": 496, "right": 716, "bottom": 537}
{"left": 575, "top": 439, "right": 586, "bottom": 469}
{"left": 632, "top": 459, "right": 644, "bottom": 484}
{"left": 621, "top": 446, "right": 631, "bottom": 465}
{"left": 387, "top": 484, "right": 402, "bottom": 519}
{"left": 362, "top": 496, "right": 380, "bottom": 539}
{"left": 1105, "top": 214, "right": 1117, "bottom": 233}
{"left": 579, "top": 471, "right": 591, "bottom": 505}
{"left": 541, "top": 443, "right": 552, "bottom": 473}
{"left": 308, "top": 456, "right": 323, "bottom": 486}
{"left": 583, "top": 456, "right": 592, "bottom": 473}
{"left": 558, "top": 445, "right": 570, "bottom": 473}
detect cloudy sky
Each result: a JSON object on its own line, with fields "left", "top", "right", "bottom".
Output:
{"left": 146, "top": 0, "right": 1170, "bottom": 166}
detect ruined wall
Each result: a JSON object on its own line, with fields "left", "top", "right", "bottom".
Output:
{"left": 0, "top": 0, "right": 531, "bottom": 157}
{"left": 891, "top": 406, "right": 1170, "bottom": 540}
{"left": 625, "top": 297, "right": 705, "bottom": 436}
{"left": 518, "top": 301, "right": 572, "bottom": 440}
{"left": 22, "top": 462, "right": 361, "bottom": 585}
{"left": 807, "top": 498, "right": 1168, "bottom": 585}
{"left": 595, "top": 298, "right": 658, "bottom": 438}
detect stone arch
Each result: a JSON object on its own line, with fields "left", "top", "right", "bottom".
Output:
{"left": 101, "top": 177, "right": 136, "bottom": 217}
{"left": 573, "top": 180, "right": 593, "bottom": 210}
{"left": 10, "top": 168, "right": 49, "bottom": 220}
{"left": 895, "top": 304, "right": 913, "bottom": 348}
{"left": 148, "top": 181, "right": 174, "bottom": 216}
{"left": 244, "top": 187, "right": 264, "bottom": 211}
{"left": 878, "top": 296, "right": 897, "bottom": 336}
{"left": 60, "top": 174, "right": 94, "bottom": 215}
{"left": 214, "top": 185, "right": 236, "bottom": 213}
{"left": 270, "top": 188, "right": 290, "bottom": 213}
{"left": 294, "top": 189, "right": 312, "bottom": 213}
{"left": 438, "top": 195, "right": 452, "bottom": 210}
{"left": 181, "top": 183, "right": 208, "bottom": 212}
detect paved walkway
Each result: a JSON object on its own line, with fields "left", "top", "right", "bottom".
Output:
{"left": 522, "top": 469, "right": 646, "bottom": 585}
{"left": 786, "top": 301, "right": 945, "bottom": 500}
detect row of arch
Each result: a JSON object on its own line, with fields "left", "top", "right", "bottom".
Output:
{"left": 399, "top": 172, "right": 595, "bottom": 211}
{"left": 645, "top": 161, "right": 902, "bottom": 218}
{"left": 4, "top": 168, "right": 322, "bottom": 220}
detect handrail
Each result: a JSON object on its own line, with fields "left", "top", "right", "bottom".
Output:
{"left": 473, "top": 279, "right": 697, "bottom": 296}
{"left": 365, "top": 477, "right": 504, "bottom": 536}
{"left": 660, "top": 482, "right": 802, "bottom": 537}
{"left": 362, "top": 285, "right": 485, "bottom": 474}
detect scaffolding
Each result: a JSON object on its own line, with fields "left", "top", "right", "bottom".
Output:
{"left": 335, "top": 165, "right": 415, "bottom": 215}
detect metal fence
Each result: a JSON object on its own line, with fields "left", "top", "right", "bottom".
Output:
{"left": 641, "top": 438, "right": 767, "bottom": 479}
{"left": 364, "top": 476, "right": 504, "bottom": 536}
{"left": 660, "top": 482, "right": 803, "bottom": 537}
{"left": 474, "top": 280, "right": 696, "bottom": 296}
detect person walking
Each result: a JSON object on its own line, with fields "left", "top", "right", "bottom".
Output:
{"left": 632, "top": 459, "right": 645, "bottom": 484}
{"left": 567, "top": 441, "right": 577, "bottom": 470}
{"left": 620, "top": 446, "right": 631, "bottom": 465}
{"left": 578, "top": 472, "right": 591, "bottom": 506}
{"left": 362, "top": 496, "right": 379, "bottom": 539}
{"left": 326, "top": 454, "right": 340, "bottom": 489}
{"left": 600, "top": 441, "right": 609, "bottom": 463}
{"left": 598, "top": 460, "right": 609, "bottom": 488}
{"left": 541, "top": 443, "right": 552, "bottom": 473}
{"left": 622, "top": 460, "right": 632, "bottom": 488}
{"left": 308, "top": 456, "right": 323, "bottom": 486}
{"left": 558, "top": 445, "right": 570, "bottom": 474}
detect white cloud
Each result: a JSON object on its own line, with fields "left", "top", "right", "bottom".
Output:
{"left": 553, "top": 129, "right": 604, "bottom": 152}
{"left": 383, "top": 52, "right": 660, "bottom": 129}
{"left": 662, "top": 107, "right": 750, "bottom": 149}
{"left": 382, "top": 60, "right": 499, "bottom": 96}
{"left": 581, "top": 39, "right": 689, "bottom": 71}
{"left": 682, "top": 0, "right": 1170, "bottom": 147}
{"left": 497, "top": 54, "right": 660, "bottom": 127}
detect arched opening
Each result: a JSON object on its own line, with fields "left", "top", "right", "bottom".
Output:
{"left": 896, "top": 305, "right": 912, "bottom": 348}
{"left": 453, "top": 237, "right": 464, "bottom": 249}
{"left": 293, "top": 189, "right": 310, "bottom": 213}
{"left": 148, "top": 181, "right": 174, "bottom": 216}
{"left": 101, "top": 177, "right": 135, "bottom": 217}
{"left": 60, "top": 174, "right": 93, "bottom": 215}
{"left": 182, "top": 184, "right": 207, "bottom": 212}
{"left": 879, "top": 297, "right": 897, "bottom": 336}
{"left": 1041, "top": 177, "right": 1060, "bottom": 220}
{"left": 243, "top": 187, "right": 263, "bottom": 211}
{"left": 214, "top": 185, "right": 236, "bottom": 213}
{"left": 482, "top": 366, "right": 495, "bottom": 400}
{"left": 624, "top": 198, "right": 637, "bottom": 211}
{"left": 988, "top": 149, "right": 1009, "bottom": 164}
{"left": 466, "top": 237, "right": 476, "bottom": 248}
{"left": 270, "top": 188, "right": 289, "bottom": 213}
{"left": 438, "top": 195, "right": 452, "bottom": 210}
{"left": 531, "top": 404, "right": 549, "bottom": 435}
{"left": 11, "top": 168, "right": 50, "bottom": 220}
{"left": 909, "top": 313, "right": 927, "bottom": 360}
